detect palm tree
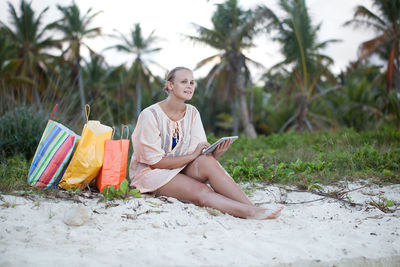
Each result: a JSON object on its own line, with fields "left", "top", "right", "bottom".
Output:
{"left": 82, "top": 52, "right": 126, "bottom": 125}
{"left": 265, "top": 0, "right": 339, "bottom": 131}
{"left": 82, "top": 52, "right": 109, "bottom": 102}
{"left": 109, "top": 23, "right": 162, "bottom": 119}
{"left": 0, "top": 0, "right": 59, "bottom": 106}
{"left": 0, "top": 29, "right": 16, "bottom": 86}
{"left": 189, "top": 0, "right": 271, "bottom": 138}
{"left": 325, "top": 62, "right": 397, "bottom": 130}
{"left": 53, "top": 2, "right": 101, "bottom": 121}
{"left": 344, "top": 0, "right": 400, "bottom": 91}
{"left": 0, "top": 29, "right": 17, "bottom": 111}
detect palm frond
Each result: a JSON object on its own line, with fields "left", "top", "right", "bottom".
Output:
{"left": 195, "top": 54, "right": 222, "bottom": 70}
{"left": 189, "top": 23, "right": 225, "bottom": 49}
{"left": 343, "top": 19, "right": 386, "bottom": 32}
{"left": 353, "top": 5, "right": 386, "bottom": 26}
{"left": 244, "top": 56, "right": 265, "bottom": 71}
{"left": 359, "top": 34, "right": 387, "bottom": 59}
{"left": 314, "top": 39, "right": 342, "bottom": 50}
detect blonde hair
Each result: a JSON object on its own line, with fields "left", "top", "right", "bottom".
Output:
{"left": 163, "top": 66, "right": 192, "bottom": 93}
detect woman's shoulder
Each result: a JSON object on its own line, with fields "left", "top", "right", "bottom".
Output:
{"left": 140, "top": 103, "right": 161, "bottom": 120}
{"left": 186, "top": 103, "right": 200, "bottom": 115}
{"left": 142, "top": 103, "right": 160, "bottom": 112}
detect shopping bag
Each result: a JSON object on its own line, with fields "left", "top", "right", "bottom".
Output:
{"left": 58, "top": 104, "right": 112, "bottom": 190}
{"left": 27, "top": 104, "right": 79, "bottom": 189}
{"left": 96, "top": 125, "right": 130, "bottom": 193}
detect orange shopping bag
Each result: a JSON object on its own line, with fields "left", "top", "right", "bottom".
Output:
{"left": 96, "top": 125, "right": 130, "bottom": 193}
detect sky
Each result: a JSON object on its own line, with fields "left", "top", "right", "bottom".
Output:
{"left": 0, "top": 0, "right": 377, "bottom": 81}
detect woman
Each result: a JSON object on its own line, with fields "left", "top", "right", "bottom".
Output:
{"left": 129, "top": 67, "right": 283, "bottom": 219}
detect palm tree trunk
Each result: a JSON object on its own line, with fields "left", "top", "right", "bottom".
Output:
{"left": 29, "top": 65, "right": 42, "bottom": 109}
{"left": 32, "top": 87, "right": 42, "bottom": 109}
{"left": 31, "top": 81, "right": 42, "bottom": 109}
{"left": 386, "top": 44, "right": 396, "bottom": 92}
{"left": 249, "top": 87, "right": 254, "bottom": 123}
{"left": 238, "top": 92, "right": 257, "bottom": 138}
{"left": 136, "top": 79, "right": 141, "bottom": 119}
{"left": 295, "top": 93, "right": 309, "bottom": 131}
{"left": 77, "top": 62, "right": 86, "bottom": 123}
{"left": 231, "top": 98, "right": 239, "bottom": 136}
{"left": 234, "top": 57, "right": 257, "bottom": 138}
{"left": 395, "top": 41, "right": 400, "bottom": 93}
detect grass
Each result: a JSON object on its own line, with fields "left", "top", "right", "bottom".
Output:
{"left": 0, "top": 127, "right": 399, "bottom": 194}
{"left": 0, "top": 155, "right": 31, "bottom": 192}
{"left": 218, "top": 126, "right": 400, "bottom": 186}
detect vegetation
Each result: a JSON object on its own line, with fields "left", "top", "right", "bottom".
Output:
{"left": 0, "top": 0, "right": 399, "bottom": 194}
{"left": 0, "top": 106, "right": 48, "bottom": 160}
{"left": 1, "top": 128, "right": 398, "bottom": 194}
{"left": 188, "top": 0, "right": 270, "bottom": 138}
{"left": 101, "top": 180, "right": 141, "bottom": 201}
{"left": 263, "top": 0, "right": 340, "bottom": 131}
{"left": 0, "top": 1, "right": 59, "bottom": 105}
{"left": 218, "top": 127, "right": 400, "bottom": 187}
{"left": 108, "top": 23, "right": 162, "bottom": 119}
{"left": 0, "top": 155, "right": 30, "bottom": 192}
{"left": 53, "top": 2, "right": 102, "bottom": 122}
{"left": 344, "top": 0, "right": 400, "bottom": 91}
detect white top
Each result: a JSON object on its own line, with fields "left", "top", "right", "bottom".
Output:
{"left": 129, "top": 103, "right": 207, "bottom": 193}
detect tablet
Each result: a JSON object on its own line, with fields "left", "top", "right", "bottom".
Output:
{"left": 202, "top": 136, "right": 239, "bottom": 154}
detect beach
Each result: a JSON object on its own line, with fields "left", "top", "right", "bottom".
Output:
{"left": 1, "top": 181, "right": 400, "bottom": 266}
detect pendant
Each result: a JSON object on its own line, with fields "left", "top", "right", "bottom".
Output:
{"left": 173, "top": 122, "right": 179, "bottom": 139}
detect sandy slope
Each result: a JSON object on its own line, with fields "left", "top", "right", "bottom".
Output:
{"left": 0, "top": 182, "right": 399, "bottom": 266}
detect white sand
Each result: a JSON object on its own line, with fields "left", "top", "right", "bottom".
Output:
{"left": 1, "top": 181, "right": 400, "bottom": 266}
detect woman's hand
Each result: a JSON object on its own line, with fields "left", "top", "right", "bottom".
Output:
{"left": 151, "top": 142, "right": 210, "bottom": 170}
{"left": 212, "top": 139, "right": 232, "bottom": 159}
{"left": 192, "top": 142, "right": 210, "bottom": 158}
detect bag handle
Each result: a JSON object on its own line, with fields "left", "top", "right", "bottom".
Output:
{"left": 85, "top": 104, "right": 90, "bottom": 123}
{"left": 110, "top": 126, "right": 116, "bottom": 140}
{"left": 121, "top": 125, "right": 130, "bottom": 139}
{"left": 49, "top": 104, "right": 58, "bottom": 121}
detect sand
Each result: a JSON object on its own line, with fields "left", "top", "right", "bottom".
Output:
{"left": 0, "top": 181, "right": 400, "bottom": 266}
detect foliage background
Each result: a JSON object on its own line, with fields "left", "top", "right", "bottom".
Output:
{"left": 0, "top": 0, "right": 399, "bottom": 191}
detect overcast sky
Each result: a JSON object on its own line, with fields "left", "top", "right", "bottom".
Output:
{"left": 0, "top": 0, "right": 377, "bottom": 80}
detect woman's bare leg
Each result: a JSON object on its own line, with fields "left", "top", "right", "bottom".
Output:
{"left": 157, "top": 174, "right": 282, "bottom": 219}
{"left": 182, "top": 155, "right": 253, "bottom": 206}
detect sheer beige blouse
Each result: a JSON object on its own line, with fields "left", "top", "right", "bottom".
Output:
{"left": 129, "top": 103, "right": 207, "bottom": 193}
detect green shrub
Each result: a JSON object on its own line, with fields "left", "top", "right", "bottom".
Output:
{"left": 226, "top": 157, "right": 268, "bottom": 182}
{"left": 0, "top": 106, "right": 48, "bottom": 160}
{"left": 101, "top": 179, "right": 141, "bottom": 201}
{"left": 353, "top": 145, "right": 400, "bottom": 171}
{"left": 0, "top": 155, "right": 30, "bottom": 192}
{"left": 221, "top": 127, "right": 400, "bottom": 185}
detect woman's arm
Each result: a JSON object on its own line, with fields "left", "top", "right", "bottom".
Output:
{"left": 150, "top": 142, "right": 209, "bottom": 169}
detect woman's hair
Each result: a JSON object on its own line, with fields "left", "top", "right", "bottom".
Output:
{"left": 163, "top": 66, "right": 192, "bottom": 93}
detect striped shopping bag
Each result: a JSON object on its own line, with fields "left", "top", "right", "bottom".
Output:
{"left": 27, "top": 105, "right": 79, "bottom": 189}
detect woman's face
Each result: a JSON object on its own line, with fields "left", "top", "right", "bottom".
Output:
{"left": 169, "top": 69, "right": 195, "bottom": 101}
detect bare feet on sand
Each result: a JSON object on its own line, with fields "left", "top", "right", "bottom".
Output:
{"left": 249, "top": 206, "right": 284, "bottom": 220}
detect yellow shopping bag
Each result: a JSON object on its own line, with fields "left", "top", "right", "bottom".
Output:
{"left": 59, "top": 105, "right": 112, "bottom": 190}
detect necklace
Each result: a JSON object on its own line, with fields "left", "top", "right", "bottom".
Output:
{"left": 173, "top": 121, "right": 179, "bottom": 139}
{"left": 171, "top": 108, "right": 186, "bottom": 121}
{"left": 161, "top": 100, "right": 186, "bottom": 121}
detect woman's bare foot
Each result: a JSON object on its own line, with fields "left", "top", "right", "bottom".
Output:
{"left": 248, "top": 206, "right": 284, "bottom": 220}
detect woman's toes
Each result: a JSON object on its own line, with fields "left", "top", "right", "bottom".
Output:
{"left": 249, "top": 206, "right": 284, "bottom": 220}
{"left": 264, "top": 206, "right": 284, "bottom": 219}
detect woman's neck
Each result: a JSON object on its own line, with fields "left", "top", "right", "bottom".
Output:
{"left": 159, "top": 96, "right": 187, "bottom": 121}
{"left": 164, "top": 96, "right": 186, "bottom": 113}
